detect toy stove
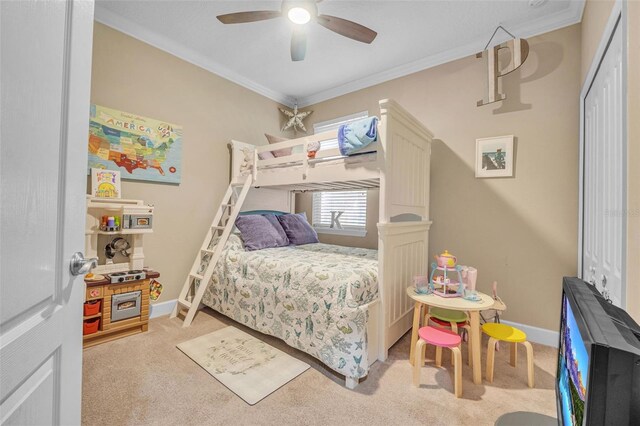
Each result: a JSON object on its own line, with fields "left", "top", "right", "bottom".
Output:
{"left": 109, "top": 270, "right": 146, "bottom": 284}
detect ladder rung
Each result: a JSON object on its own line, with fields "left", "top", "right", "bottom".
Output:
{"left": 177, "top": 299, "right": 192, "bottom": 309}
{"left": 177, "top": 176, "right": 252, "bottom": 328}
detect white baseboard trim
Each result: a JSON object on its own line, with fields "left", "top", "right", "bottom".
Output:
{"left": 501, "top": 320, "right": 559, "bottom": 348}
{"left": 150, "top": 298, "right": 177, "bottom": 319}
{"left": 148, "top": 299, "right": 559, "bottom": 347}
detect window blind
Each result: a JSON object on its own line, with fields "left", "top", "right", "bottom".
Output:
{"left": 312, "top": 191, "right": 367, "bottom": 230}
{"left": 313, "top": 111, "right": 368, "bottom": 152}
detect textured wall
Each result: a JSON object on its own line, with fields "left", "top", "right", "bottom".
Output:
{"left": 89, "top": 23, "right": 282, "bottom": 303}
{"left": 298, "top": 25, "right": 582, "bottom": 331}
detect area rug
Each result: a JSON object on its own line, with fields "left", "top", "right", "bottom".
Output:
{"left": 176, "top": 327, "right": 309, "bottom": 405}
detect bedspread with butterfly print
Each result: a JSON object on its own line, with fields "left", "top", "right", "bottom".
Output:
{"left": 201, "top": 234, "right": 379, "bottom": 380}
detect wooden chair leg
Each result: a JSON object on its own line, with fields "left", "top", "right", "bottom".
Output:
{"left": 486, "top": 337, "right": 497, "bottom": 383}
{"left": 465, "top": 326, "right": 471, "bottom": 366}
{"left": 510, "top": 341, "right": 518, "bottom": 367}
{"left": 523, "top": 341, "right": 535, "bottom": 388}
{"left": 451, "top": 346, "right": 462, "bottom": 398}
{"left": 413, "top": 339, "right": 426, "bottom": 386}
{"left": 435, "top": 345, "right": 443, "bottom": 367}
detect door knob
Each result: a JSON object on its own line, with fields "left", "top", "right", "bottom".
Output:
{"left": 70, "top": 252, "right": 98, "bottom": 276}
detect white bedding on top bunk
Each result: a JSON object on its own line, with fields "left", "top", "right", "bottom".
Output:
{"left": 201, "top": 234, "right": 379, "bottom": 379}
{"left": 240, "top": 151, "right": 377, "bottom": 177}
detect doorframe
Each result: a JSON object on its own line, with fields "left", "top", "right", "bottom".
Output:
{"left": 577, "top": 0, "right": 627, "bottom": 306}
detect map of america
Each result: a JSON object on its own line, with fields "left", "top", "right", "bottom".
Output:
{"left": 88, "top": 104, "right": 182, "bottom": 184}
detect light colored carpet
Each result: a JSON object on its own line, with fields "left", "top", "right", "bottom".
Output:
{"left": 82, "top": 308, "right": 558, "bottom": 425}
{"left": 176, "top": 327, "right": 309, "bottom": 405}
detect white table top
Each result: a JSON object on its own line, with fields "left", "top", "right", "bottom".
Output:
{"left": 406, "top": 286, "right": 496, "bottom": 311}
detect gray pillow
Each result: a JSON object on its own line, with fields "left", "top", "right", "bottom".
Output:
{"left": 277, "top": 212, "right": 319, "bottom": 245}
{"left": 235, "top": 214, "right": 289, "bottom": 251}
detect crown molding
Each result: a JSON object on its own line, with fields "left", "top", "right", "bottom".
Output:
{"left": 297, "top": 0, "right": 585, "bottom": 107}
{"left": 94, "top": 4, "right": 297, "bottom": 107}
{"left": 94, "top": 1, "right": 584, "bottom": 109}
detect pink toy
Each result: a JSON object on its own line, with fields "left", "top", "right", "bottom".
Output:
{"left": 461, "top": 266, "right": 478, "bottom": 291}
{"left": 434, "top": 250, "right": 457, "bottom": 268}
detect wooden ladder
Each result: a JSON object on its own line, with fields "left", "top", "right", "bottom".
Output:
{"left": 170, "top": 176, "right": 253, "bottom": 327}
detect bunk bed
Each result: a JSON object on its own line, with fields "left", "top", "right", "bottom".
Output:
{"left": 173, "top": 99, "right": 433, "bottom": 388}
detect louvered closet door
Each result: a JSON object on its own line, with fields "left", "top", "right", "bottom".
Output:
{"left": 582, "top": 20, "right": 624, "bottom": 306}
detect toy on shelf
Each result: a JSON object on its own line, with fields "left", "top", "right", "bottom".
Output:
{"left": 434, "top": 250, "right": 457, "bottom": 268}
{"left": 430, "top": 262, "right": 465, "bottom": 298}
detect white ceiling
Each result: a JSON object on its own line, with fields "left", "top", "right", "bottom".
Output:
{"left": 95, "top": 0, "right": 585, "bottom": 107}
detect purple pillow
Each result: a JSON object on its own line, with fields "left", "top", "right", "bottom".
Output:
{"left": 262, "top": 214, "right": 289, "bottom": 244}
{"left": 235, "top": 214, "right": 289, "bottom": 251}
{"left": 277, "top": 212, "right": 319, "bottom": 245}
{"left": 258, "top": 150, "right": 275, "bottom": 160}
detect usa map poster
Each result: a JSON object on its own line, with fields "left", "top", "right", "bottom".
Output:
{"left": 88, "top": 104, "right": 182, "bottom": 184}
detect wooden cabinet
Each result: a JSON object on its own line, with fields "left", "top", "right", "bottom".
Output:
{"left": 83, "top": 271, "right": 158, "bottom": 348}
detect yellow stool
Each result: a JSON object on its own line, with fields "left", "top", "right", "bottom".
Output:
{"left": 482, "top": 323, "right": 534, "bottom": 388}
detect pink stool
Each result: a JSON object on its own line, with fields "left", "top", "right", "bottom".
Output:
{"left": 412, "top": 326, "right": 463, "bottom": 398}
{"left": 426, "top": 316, "right": 472, "bottom": 367}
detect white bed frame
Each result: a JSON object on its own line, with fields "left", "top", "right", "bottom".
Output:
{"left": 230, "top": 99, "right": 433, "bottom": 386}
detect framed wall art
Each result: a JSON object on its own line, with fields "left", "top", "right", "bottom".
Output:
{"left": 475, "top": 135, "right": 514, "bottom": 178}
{"left": 88, "top": 104, "right": 182, "bottom": 184}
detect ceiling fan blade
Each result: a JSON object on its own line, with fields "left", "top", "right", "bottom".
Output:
{"left": 291, "top": 28, "right": 307, "bottom": 61}
{"left": 217, "top": 11, "right": 281, "bottom": 24}
{"left": 317, "top": 15, "right": 377, "bottom": 44}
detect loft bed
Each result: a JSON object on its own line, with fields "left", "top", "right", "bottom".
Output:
{"left": 189, "top": 99, "right": 433, "bottom": 388}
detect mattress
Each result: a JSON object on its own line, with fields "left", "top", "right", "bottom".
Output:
{"left": 201, "top": 234, "right": 379, "bottom": 379}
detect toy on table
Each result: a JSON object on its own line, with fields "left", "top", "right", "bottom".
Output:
{"left": 434, "top": 250, "right": 457, "bottom": 268}
{"left": 413, "top": 275, "right": 434, "bottom": 294}
{"left": 429, "top": 251, "right": 462, "bottom": 298}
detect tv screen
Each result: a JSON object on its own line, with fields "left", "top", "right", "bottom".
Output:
{"left": 557, "top": 277, "right": 640, "bottom": 425}
{"left": 557, "top": 294, "right": 589, "bottom": 426}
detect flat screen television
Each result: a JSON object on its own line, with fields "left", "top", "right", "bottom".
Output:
{"left": 557, "top": 277, "right": 640, "bottom": 425}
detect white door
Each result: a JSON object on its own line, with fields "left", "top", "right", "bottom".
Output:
{"left": 582, "top": 17, "right": 625, "bottom": 306}
{"left": 0, "top": 1, "right": 95, "bottom": 424}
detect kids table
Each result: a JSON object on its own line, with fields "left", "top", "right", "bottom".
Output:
{"left": 406, "top": 287, "right": 495, "bottom": 385}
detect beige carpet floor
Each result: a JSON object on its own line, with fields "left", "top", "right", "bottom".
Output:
{"left": 82, "top": 308, "right": 558, "bottom": 425}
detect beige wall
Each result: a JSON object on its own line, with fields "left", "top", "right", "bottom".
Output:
{"left": 297, "top": 25, "right": 582, "bottom": 331}
{"left": 89, "top": 23, "right": 282, "bottom": 303}
{"left": 581, "top": 0, "right": 615, "bottom": 83}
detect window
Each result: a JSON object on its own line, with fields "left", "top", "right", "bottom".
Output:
{"left": 311, "top": 112, "right": 370, "bottom": 237}
{"left": 313, "top": 111, "right": 368, "bottom": 151}
{"left": 312, "top": 191, "right": 367, "bottom": 237}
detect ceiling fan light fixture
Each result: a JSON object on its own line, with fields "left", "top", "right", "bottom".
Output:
{"left": 288, "top": 7, "right": 311, "bottom": 25}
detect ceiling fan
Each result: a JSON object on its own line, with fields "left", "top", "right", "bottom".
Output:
{"left": 216, "top": 0, "right": 377, "bottom": 61}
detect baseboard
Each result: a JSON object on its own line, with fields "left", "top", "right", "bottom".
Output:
{"left": 149, "top": 299, "right": 559, "bottom": 346}
{"left": 501, "top": 320, "right": 559, "bottom": 348}
{"left": 150, "top": 299, "right": 177, "bottom": 319}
